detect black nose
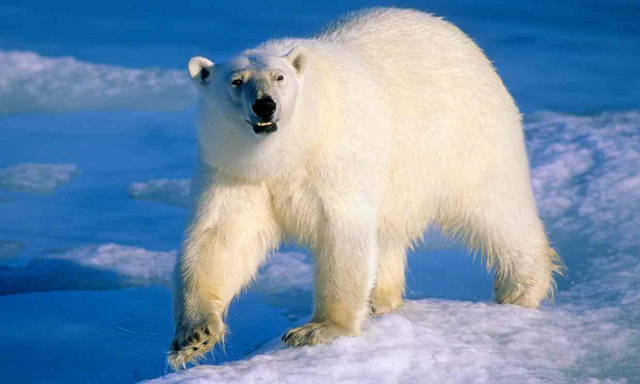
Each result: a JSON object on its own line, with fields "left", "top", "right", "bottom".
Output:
{"left": 252, "top": 97, "right": 277, "bottom": 120}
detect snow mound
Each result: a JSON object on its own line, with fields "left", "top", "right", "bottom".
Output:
{"left": 127, "top": 179, "right": 191, "bottom": 208}
{"left": 0, "top": 50, "right": 196, "bottom": 114}
{"left": 146, "top": 293, "right": 635, "bottom": 384}
{"left": 146, "top": 110, "right": 640, "bottom": 384}
{"left": 0, "top": 163, "right": 79, "bottom": 193}
{"left": 145, "top": 243, "right": 639, "bottom": 384}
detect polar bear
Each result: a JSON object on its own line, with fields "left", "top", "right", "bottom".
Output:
{"left": 168, "top": 7, "right": 562, "bottom": 369}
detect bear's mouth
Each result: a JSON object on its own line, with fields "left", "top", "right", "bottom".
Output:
{"left": 249, "top": 120, "right": 278, "bottom": 135}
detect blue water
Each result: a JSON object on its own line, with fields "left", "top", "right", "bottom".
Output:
{"left": 1, "top": 0, "right": 638, "bottom": 113}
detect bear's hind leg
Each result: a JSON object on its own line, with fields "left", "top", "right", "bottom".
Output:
{"left": 467, "top": 198, "right": 563, "bottom": 308}
{"left": 370, "top": 245, "right": 406, "bottom": 315}
{"left": 492, "top": 242, "right": 562, "bottom": 308}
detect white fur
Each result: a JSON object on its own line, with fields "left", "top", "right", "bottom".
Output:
{"left": 169, "top": 8, "right": 562, "bottom": 369}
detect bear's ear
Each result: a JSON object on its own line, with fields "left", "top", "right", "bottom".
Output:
{"left": 188, "top": 56, "right": 215, "bottom": 86}
{"left": 285, "top": 47, "right": 308, "bottom": 76}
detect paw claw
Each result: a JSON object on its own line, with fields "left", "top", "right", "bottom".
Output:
{"left": 282, "top": 321, "right": 353, "bottom": 347}
{"left": 167, "top": 322, "right": 225, "bottom": 370}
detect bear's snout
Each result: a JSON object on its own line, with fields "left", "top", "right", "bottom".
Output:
{"left": 252, "top": 96, "right": 277, "bottom": 121}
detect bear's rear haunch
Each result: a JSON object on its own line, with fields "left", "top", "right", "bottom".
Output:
{"left": 169, "top": 7, "right": 563, "bottom": 369}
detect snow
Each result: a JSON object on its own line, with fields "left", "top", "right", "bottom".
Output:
{"left": 527, "top": 111, "right": 640, "bottom": 247}
{"left": 145, "top": 279, "right": 638, "bottom": 384}
{"left": 145, "top": 296, "right": 635, "bottom": 384}
{"left": 0, "top": 50, "right": 196, "bottom": 114}
{"left": 127, "top": 179, "right": 192, "bottom": 208}
{"left": 0, "top": 163, "right": 79, "bottom": 193}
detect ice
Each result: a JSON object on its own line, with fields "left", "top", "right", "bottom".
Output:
{"left": 0, "top": 244, "right": 176, "bottom": 295}
{"left": 0, "top": 163, "right": 79, "bottom": 193}
{"left": 127, "top": 179, "right": 192, "bottom": 208}
{"left": 0, "top": 50, "right": 196, "bottom": 114}
{"left": 0, "top": 239, "right": 24, "bottom": 263}
{"left": 45, "top": 244, "right": 176, "bottom": 285}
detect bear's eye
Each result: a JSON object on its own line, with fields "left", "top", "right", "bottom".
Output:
{"left": 231, "top": 79, "right": 243, "bottom": 86}
{"left": 276, "top": 75, "right": 285, "bottom": 82}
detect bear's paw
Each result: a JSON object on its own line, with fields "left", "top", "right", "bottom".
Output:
{"left": 281, "top": 321, "right": 355, "bottom": 347}
{"left": 168, "top": 322, "right": 225, "bottom": 370}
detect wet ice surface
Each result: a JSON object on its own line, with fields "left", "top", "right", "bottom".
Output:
{"left": 1, "top": 1, "right": 639, "bottom": 383}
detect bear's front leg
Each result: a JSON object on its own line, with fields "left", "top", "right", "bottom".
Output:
{"left": 168, "top": 170, "right": 280, "bottom": 370}
{"left": 282, "top": 199, "right": 377, "bottom": 346}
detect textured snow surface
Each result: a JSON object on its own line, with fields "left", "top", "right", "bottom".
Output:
{"left": 527, "top": 111, "right": 640, "bottom": 246}
{"left": 127, "top": 179, "right": 192, "bottom": 208}
{"left": 0, "top": 51, "right": 196, "bottom": 114}
{"left": 0, "top": 163, "right": 79, "bottom": 193}
{"left": 145, "top": 111, "right": 640, "bottom": 384}
{"left": 145, "top": 267, "right": 638, "bottom": 384}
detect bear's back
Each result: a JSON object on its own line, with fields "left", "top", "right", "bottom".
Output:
{"left": 313, "top": 8, "right": 526, "bottom": 234}
{"left": 316, "top": 8, "right": 470, "bottom": 55}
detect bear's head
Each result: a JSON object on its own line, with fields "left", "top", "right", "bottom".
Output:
{"left": 188, "top": 48, "right": 308, "bottom": 138}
